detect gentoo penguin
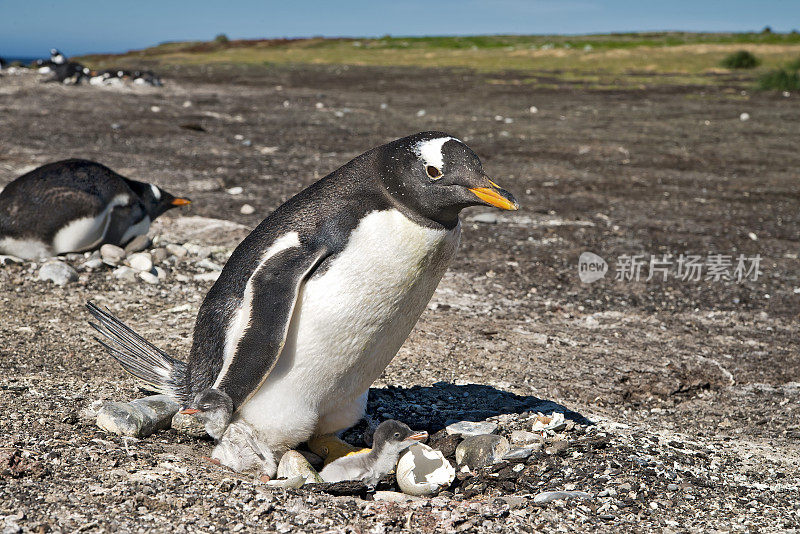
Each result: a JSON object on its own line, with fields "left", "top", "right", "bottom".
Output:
{"left": 0, "top": 159, "right": 190, "bottom": 259}
{"left": 50, "top": 62, "right": 89, "bottom": 84}
{"left": 319, "top": 420, "right": 427, "bottom": 486}
{"left": 50, "top": 49, "right": 67, "bottom": 64}
{"left": 88, "top": 131, "right": 518, "bottom": 476}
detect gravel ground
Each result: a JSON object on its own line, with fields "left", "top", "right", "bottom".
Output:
{"left": 0, "top": 65, "right": 798, "bottom": 533}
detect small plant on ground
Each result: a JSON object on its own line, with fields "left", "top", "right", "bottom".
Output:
{"left": 758, "top": 68, "right": 800, "bottom": 91}
{"left": 214, "top": 33, "right": 230, "bottom": 44}
{"left": 786, "top": 57, "right": 800, "bottom": 71}
{"left": 721, "top": 50, "right": 760, "bottom": 69}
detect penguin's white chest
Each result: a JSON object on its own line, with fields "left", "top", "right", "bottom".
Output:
{"left": 240, "top": 210, "right": 460, "bottom": 441}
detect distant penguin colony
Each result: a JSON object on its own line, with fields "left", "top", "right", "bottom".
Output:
{"left": 0, "top": 159, "right": 190, "bottom": 259}
{"left": 89, "top": 131, "right": 518, "bottom": 477}
{"left": 0, "top": 48, "right": 163, "bottom": 86}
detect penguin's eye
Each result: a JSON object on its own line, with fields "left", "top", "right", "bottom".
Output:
{"left": 394, "top": 432, "right": 401, "bottom": 438}
{"left": 425, "top": 166, "right": 442, "bottom": 180}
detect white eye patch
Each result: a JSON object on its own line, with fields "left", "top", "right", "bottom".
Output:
{"left": 414, "top": 137, "right": 457, "bottom": 169}
{"left": 150, "top": 184, "right": 161, "bottom": 200}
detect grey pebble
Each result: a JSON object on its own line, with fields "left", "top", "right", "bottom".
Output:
{"left": 373, "top": 491, "right": 422, "bottom": 503}
{"left": 502, "top": 446, "right": 539, "bottom": 461}
{"left": 165, "top": 244, "right": 188, "bottom": 258}
{"left": 470, "top": 213, "right": 499, "bottom": 224}
{"left": 124, "top": 234, "right": 151, "bottom": 254}
{"left": 446, "top": 421, "right": 498, "bottom": 437}
{"left": 197, "top": 258, "right": 223, "bottom": 271}
{"left": 97, "top": 394, "right": 179, "bottom": 437}
{"left": 81, "top": 257, "right": 104, "bottom": 270}
{"left": 276, "top": 451, "right": 323, "bottom": 484}
{"left": 510, "top": 430, "right": 542, "bottom": 444}
{"left": 113, "top": 266, "right": 137, "bottom": 281}
{"left": 151, "top": 247, "right": 168, "bottom": 263}
{"left": 100, "top": 244, "right": 126, "bottom": 265}
{"left": 455, "top": 434, "right": 510, "bottom": 470}
{"left": 139, "top": 271, "right": 159, "bottom": 285}
{"left": 128, "top": 252, "right": 153, "bottom": 272}
{"left": 38, "top": 261, "right": 78, "bottom": 285}
{"left": 533, "top": 490, "right": 592, "bottom": 504}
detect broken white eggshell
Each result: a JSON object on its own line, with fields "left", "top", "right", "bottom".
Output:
{"left": 530, "top": 411, "right": 566, "bottom": 432}
{"left": 395, "top": 443, "right": 455, "bottom": 496}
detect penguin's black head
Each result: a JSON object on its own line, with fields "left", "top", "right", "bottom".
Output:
{"left": 377, "top": 131, "right": 519, "bottom": 227}
{"left": 180, "top": 388, "right": 233, "bottom": 440}
{"left": 129, "top": 180, "right": 191, "bottom": 218}
{"left": 372, "top": 420, "right": 428, "bottom": 453}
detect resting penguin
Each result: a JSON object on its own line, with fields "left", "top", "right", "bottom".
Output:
{"left": 0, "top": 159, "right": 191, "bottom": 259}
{"left": 88, "top": 131, "right": 518, "bottom": 476}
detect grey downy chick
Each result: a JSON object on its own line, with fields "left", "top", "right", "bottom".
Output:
{"left": 319, "top": 420, "right": 428, "bottom": 487}
{"left": 180, "top": 389, "right": 275, "bottom": 474}
{"left": 179, "top": 388, "right": 233, "bottom": 440}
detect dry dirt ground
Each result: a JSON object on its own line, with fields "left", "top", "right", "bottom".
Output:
{"left": 0, "top": 65, "right": 798, "bottom": 533}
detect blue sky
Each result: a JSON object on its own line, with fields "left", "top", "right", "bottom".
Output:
{"left": 1, "top": 0, "right": 798, "bottom": 57}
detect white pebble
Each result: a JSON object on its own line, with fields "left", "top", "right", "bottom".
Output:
{"left": 240, "top": 204, "right": 256, "bottom": 215}
{"left": 150, "top": 106, "right": 161, "bottom": 113}
{"left": 38, "top": 261, "right": 78, "bottom": 286}
{"left": 112, "top": 266, "right": 137, "bottom": 281}
{"left": 139, "top": 271, "right": 159, "bottom": 284}
{"left": 533, "top": 490, "right": 592, "bottom": 504}
{"left": 128, "top": 252, "right": 153, "bottom": 272}
{"left": 182, "top": 100, "right": 193, "bottom": 108}
{"left": 529, "top": 106, "right": 539, "bottom": 114}
{"left": 739, "top": 112, "right": 750, "bottom": 121}
{"left": 194, "top": 272, "right": 221, "bottom": 282}
{"left": 165, "top": 244, "right": 188, "bottom": 258}
{"left": 748, "top": 232, "right": 758, "bottom": 241}
{"left": 416, "top": 109, "right": 426, "bottom": 117}
{"left": 226, "top": 186, "right": 243, "bottom": 195}
{"left": 315, "top": 102, "right": 325, "bottom": 109}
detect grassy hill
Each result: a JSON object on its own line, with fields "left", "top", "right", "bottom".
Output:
{"left": 79, "top": 32, "right": 800, "bottom": 88}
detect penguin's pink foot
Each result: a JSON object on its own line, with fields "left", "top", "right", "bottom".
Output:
{"left": 308, "top": 434, "right": 371, "bottom": 465}
{"left": 202, "top": 456, "right": 222, "bottom": 466}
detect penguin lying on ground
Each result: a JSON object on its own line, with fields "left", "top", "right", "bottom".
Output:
{"left": 49, "top": 62, "right": 90, "bottom": 84}
{"left": 0, "top": 159, "right": 190, "bottom": 259}
{"left": 319, "top": 420, "right": 427, "bottom": 487}
{"left": 88, "top": 131, "right": 518, "bottom": 477}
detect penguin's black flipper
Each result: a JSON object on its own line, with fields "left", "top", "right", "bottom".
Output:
{"left": 216, "top": 244, "right": 329, "bottom": 409}
{"left": 86, "top": 302, "right": 189, "bottom": 401}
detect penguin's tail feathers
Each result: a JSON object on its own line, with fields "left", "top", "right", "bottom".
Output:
{"left": 86, "top": 301, "right": 188, "bottom": 402}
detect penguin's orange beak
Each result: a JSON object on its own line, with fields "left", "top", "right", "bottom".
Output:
{"left": 179, "top": 408, "right": 199, "bottom": 415}
{"left": 171, "top": 198, "right": 191, "bottom": 206}
{"left": 409, "top": 431, "right": 428, "bottom": 441}
{"left": 469, "top": 179, "right": 518, "bottom": 211}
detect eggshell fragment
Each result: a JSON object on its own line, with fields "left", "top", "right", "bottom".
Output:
{"left": 396, "top": 443, "right": 455, "bottom": 496}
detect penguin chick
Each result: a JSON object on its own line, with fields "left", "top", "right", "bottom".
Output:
{"left": 179, "top": 389, "right": 276, "bottom": 474}
{"left": 319, "top": 420, "right": 428, "bottom": 487}
{"left": 179, "top": 389, "right": 233, "bottom": 440}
